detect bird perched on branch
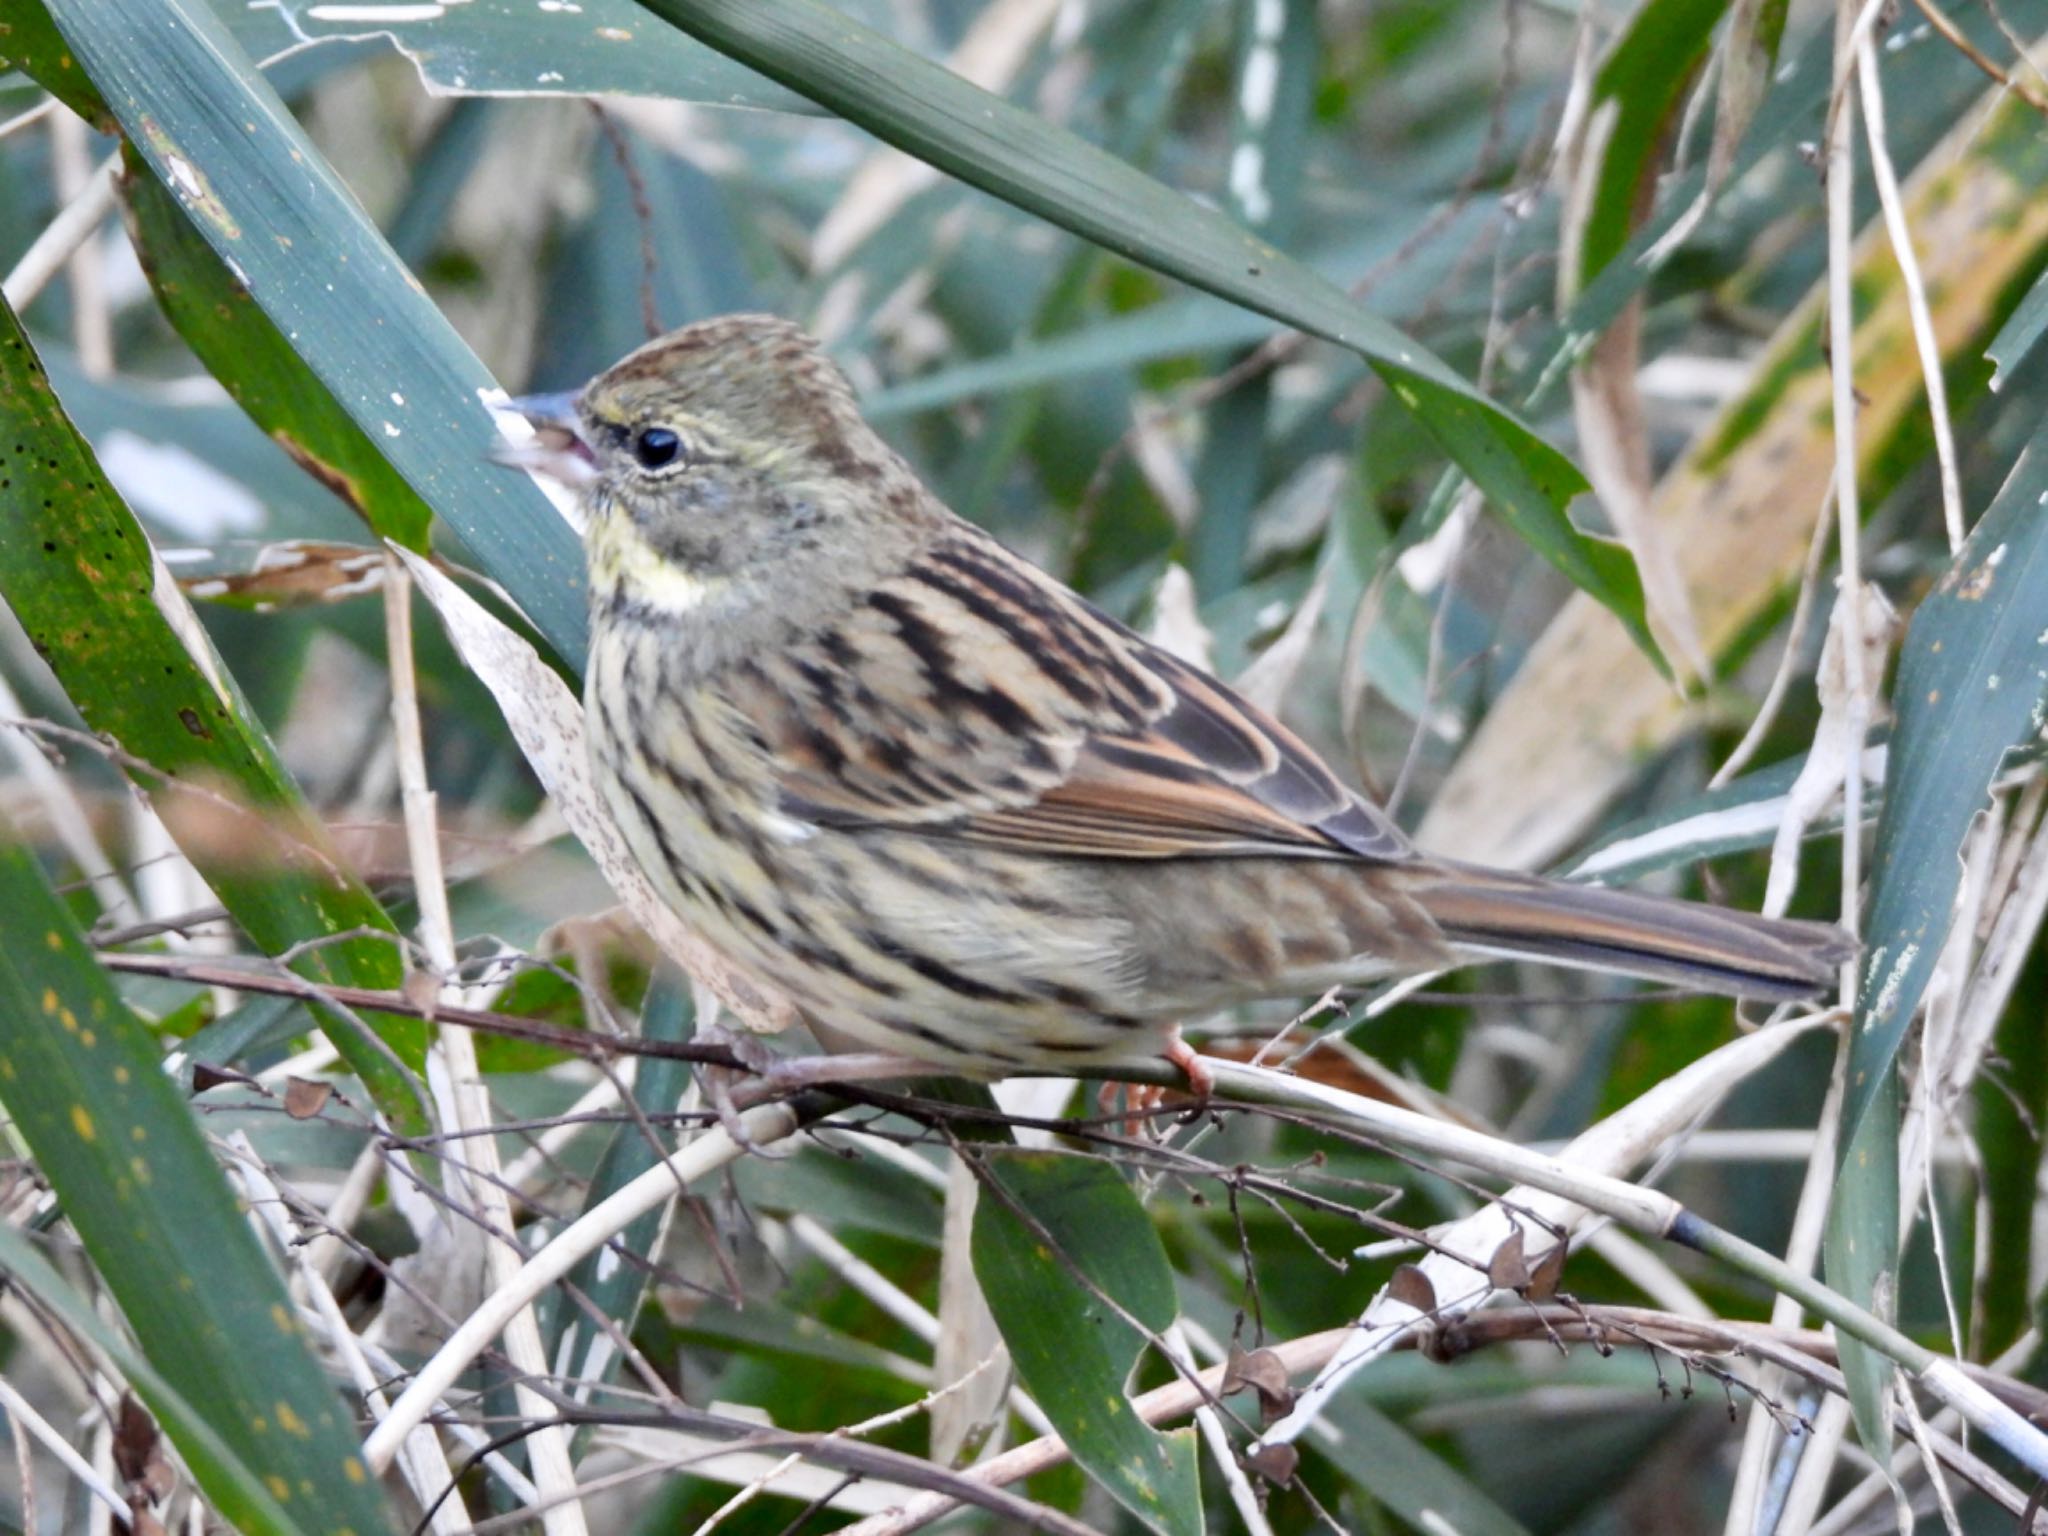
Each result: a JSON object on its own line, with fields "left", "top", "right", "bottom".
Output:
{"left": 504, "top": 314, "right": 1852, "bottom": 1092}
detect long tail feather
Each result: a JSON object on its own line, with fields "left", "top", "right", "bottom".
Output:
{"left": 1412, "top": 862, "right": 1854, "bottom": 1002}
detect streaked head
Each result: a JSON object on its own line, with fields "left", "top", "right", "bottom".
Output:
{"left": 498, "top": 314, "right": 927, "bottom": 620}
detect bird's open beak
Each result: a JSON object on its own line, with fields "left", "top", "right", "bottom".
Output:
{"left": 490, "top": 390, "right": 598, "bottom": 490}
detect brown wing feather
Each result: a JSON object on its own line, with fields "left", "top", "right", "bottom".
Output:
{"left": 754, "top": 529, "right": 1414, "bottom": 864}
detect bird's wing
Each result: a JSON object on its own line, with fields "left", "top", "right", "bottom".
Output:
{"left": 742, "top": 530, "right": 1413, "bottom": 863}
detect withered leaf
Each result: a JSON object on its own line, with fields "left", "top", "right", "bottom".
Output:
{"left": 112, "top": 1394, "right": 158, "bottom": 1483}
{"left": 1222, "top": 1344, "right": 1296, "bottom": 1426}
{"left": 176, "top": 540, "right": 386, "bottom": 610}
{"left": 283, "top": 1077, "right": 334, "bottom": 1120}
{"left": 1245, "top": 1442, "right": 1298, "bottom": 1483}
{"left": 1387, "top": 1262, "right": 1437, "bottom": 1314}
{"left": 401, "top": 968, "right": 442, "bottom": 1015}
{"left": 1488, "top": 1227, "right": 1531, "bottom": 1292}
{"left": 1529, "top": 1238, "right": 1567, "bottom": 1301}
{"left": 190, "top": 1062, "right": 245, "bottom": 1094}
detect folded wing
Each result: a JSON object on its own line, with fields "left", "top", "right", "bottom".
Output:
{"left": 743, "top": 528, "right": 1414, "bottom": 864}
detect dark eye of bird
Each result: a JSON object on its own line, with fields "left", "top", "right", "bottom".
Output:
{"left": 632, "top": 426, "right": 682, "bottom": 470}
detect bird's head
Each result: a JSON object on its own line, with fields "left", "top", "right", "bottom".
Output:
{"left": 499, "top": 314, "right": 928, "bottom": 626}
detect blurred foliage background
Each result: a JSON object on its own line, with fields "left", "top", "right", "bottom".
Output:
{"left": 1, "top": 0, "right": 2047, "bottom": 1532}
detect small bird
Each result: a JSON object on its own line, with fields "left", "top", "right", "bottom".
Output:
{"left": 506, "top": 314, "right": 1852, "bottom": 1091}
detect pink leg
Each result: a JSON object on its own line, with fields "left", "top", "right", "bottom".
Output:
{"left": 1163, "top": 1028, "right": 1214, "bottom": 1099}
{"left": 1099, "top": 1030, "right": 1212, "bottom": 1135}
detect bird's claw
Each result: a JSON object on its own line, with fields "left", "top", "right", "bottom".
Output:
{"left": 694, "top": 1020, "right": 797, "bottom": 1158}
{"left": 1099, "top": 1029, "right": 1213, "bottom": 1137}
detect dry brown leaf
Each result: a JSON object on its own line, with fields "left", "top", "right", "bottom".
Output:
{"left": 177, "top": 540, "right": 385, "bottom": 608}
{"left": 1386, "top": 1262, "right": 1438, "bottom": 1315}
{"left": 282, "top": 1076, "right": 333, "bottom": 1120}
{"left": 1487, "top": 1226, "right": 1531, "bottom": 1292}
{"left": 1243, "top": 1442, "right": 1298, "bottom": 1483}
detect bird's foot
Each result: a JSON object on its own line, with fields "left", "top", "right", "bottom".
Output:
{"left": 694, "top": 1020, "right": 797, "bottom": 1158}
{"left": 1098, "top": 1028, "right": 1212, "bottom": 1137}
{"left": 1163, "top": 1028, "right": 1215, "bottom": 1099}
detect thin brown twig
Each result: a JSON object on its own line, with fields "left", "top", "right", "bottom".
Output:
{"left": 1905, "top": 0, "right": 2048, "bottom": 115}
{"left": 585, "top": 102, "right": 662, "bottom": 339}
{"left": 100, "top": 949, "right": 739, "bottom": 1067}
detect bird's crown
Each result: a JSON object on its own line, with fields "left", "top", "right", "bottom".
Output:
{"left": 577, "top": 313, "right": 871, "bottom": 475}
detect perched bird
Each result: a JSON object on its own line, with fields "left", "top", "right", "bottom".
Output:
{"left": 506, "top": 314, "right": 1852, "bottom": 1090}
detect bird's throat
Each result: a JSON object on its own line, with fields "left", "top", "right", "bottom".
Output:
{"left": 588, "top": 506, "right": 733, "bottom": 620}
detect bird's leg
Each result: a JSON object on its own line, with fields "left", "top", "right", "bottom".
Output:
{"left": 694, "top": 1019, "right": 798, "bottom": 1159}
{"left": 1098, "top": 1027, "right": 1213, "bottom": 1136}
{"left": 1163, "top": 1027, "right": 1215, "bottom": 1099}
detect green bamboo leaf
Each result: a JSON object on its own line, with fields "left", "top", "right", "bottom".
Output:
{"left": 33, "top": 351, "right": 366, "bottom": 547}
{"left": 1824, "top": 1072, "right": 1901, "bottom": 1462}
{"left": 1312, "top": 1392, "right": 1531, "bottom": 1536}
{"left": 121, "top": 153, "right": 436, "bottom": 550}
{"left": 231, "top": 0, "right": 811, "bottom": 110}
{"left": 0, "top": 822, "right": 396, "bottom": 1536}
{"left": 1988, "top": 265, "right": 2048, "bottom": 385}
{"left": 0, "top": 0, "right": 110, "bottom": 128}
{"left": 1850, "top": 451, "right": 2048, "bottom": 1141}
{"left": 629, "top": 0, "right": 1667, "bottom": 672}
{"left": 973, "top": 1151, "right": 1200, "bottom": 1536}
{"left": 33, "top": 0, "right": 591, "bottom": 670}
{"left": 1574, "top": 0, "right": 1727, "bottom": 286}
{"left": 0, "top": 297, "right": 429, "bottom": 1130}
{"left": 1826, "top": 443, "right": 2048, "bottom": 1458}
{"left": 1564, "top": 743, "right": 1885, "bottom": 885}
{"left": 0, "top": 1225, "right": 318, "bottom": 1536}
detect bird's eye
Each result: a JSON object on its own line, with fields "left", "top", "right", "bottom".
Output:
{"left": 632, "top": 427, "right": 683, "bottom": 470}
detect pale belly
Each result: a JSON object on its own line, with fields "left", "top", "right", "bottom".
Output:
{"left": 581, "top": 633, "right": 1446, "bottom": 1070}
{"left": 584, "top": 652, "right": 1164, "bottom": 1070}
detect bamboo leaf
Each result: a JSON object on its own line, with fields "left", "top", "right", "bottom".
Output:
{"left": 628, "top": 0, "right": 1671, "bottom": 671}
{"left": 0, "top": 823, "right": 396, "bottom": 1536}
{"left": 0, "top": 297, "right": 430, "bottom": 1129}
{"left": 121, "top": 154, "right": 437, "bottom": 551}
{"left": 1824, "top": 1074, "right": 1901, "bottom": 1461}
{"left": 1850, "top": 450, "right": 2048, "bottom": 1140}
{"left": 0, "top": 1224, "right": 320, "bottom": 1536}
{"left": 973, "top": 1152, "right": 1200, "bottom": 1536}
{"left": 0, "top": 0, "right": 110, "bottom": 128}
{"left": 235, "top": 0, "right": 812, "bottom": 110}
{"left": 34, "top": 0, "right": 591, "bottom": 670}
{"left": 1573, "top": 0, "right": 1726, "bottom": 286}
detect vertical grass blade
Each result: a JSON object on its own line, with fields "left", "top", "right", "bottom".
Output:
{"left": 34, "top": 0, "right": 591, "bottom": 669}
{"left": 0, "top": 298, "right": 429, "bottom": 1131}
{"left": 0, "top": 823, "right": 395, "bottom": 1536}
{"left": 973, "top": 1151, "right": 1201, "bottom": 1536}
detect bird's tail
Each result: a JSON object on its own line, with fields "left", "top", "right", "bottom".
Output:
{"left": 1410, "top": 862, "right": 1855, "bottom": 1002}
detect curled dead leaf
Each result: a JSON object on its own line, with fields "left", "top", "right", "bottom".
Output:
{"left": 1529, "top": 1238, "right": 1568, "bottom": 1301}
{"left": 282, "top": 1076, "right": 333, "bottom": 1120}
{"left": 1387, "top": 1262, "right": 1438, "bottom": 1315}
{"left": 1487, "top": 1226, "right": 1531, "bottom": 1292}
{"left": 1244, "top": 1441, "right": 1298, "bottom": 1483}
{"left": 1221, "top": 1343, "right": 1296, "bottom": 1426}
{"left": 174, "top": 539, "right": 385, "bottom": 609}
